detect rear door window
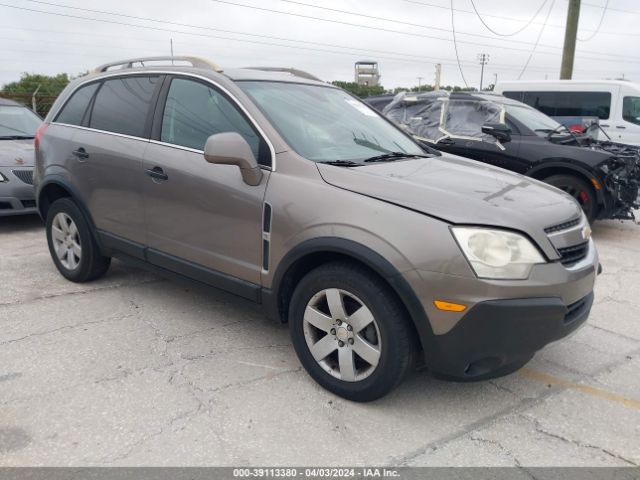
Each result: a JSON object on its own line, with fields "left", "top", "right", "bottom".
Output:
{"left": 160, "top": 77, "right": 269, "bottom": 165}
{"left": 55, "top": 82, "right": 100, "bottom": 126}
{"left": 90, "top": 76, "right": 160, "bottom": 137}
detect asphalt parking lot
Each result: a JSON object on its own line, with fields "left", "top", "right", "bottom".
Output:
{"left": 1, "top": 214, "right": 639, "bottom": 467}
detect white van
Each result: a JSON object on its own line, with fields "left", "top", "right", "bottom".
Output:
{"left": 495, "top": 80, "right": 640, "bottom": 145}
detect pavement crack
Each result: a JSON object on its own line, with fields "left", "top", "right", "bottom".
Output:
{"left": 525, "top": 416, "right": 638, "bottom": 466}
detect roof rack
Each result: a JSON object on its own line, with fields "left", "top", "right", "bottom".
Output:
{"left": 245, "top": 67, "right": 322, "bottom": 82}
{"left": 93, "top": 56, "right": 223, "bottom": 73}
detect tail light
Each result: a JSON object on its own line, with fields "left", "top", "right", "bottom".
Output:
{"left": 34, "top": 123, "right": 49, "bottom": 151}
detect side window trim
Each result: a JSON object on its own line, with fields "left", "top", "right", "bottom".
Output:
{"left": 83, "top": 81, "right": 103, "bottom": 128}
{"left": 151, "top": 74, "right": 273, "bottom": 169}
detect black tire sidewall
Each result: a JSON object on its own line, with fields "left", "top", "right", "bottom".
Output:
{"left": 545, "top": 174, "right": 597, "bottom": 223}
{"left": 46, "top": 198, "right": 103, "bottom": 282}
{"left": 289, "top": 263, "right": 412, "bottom": 402}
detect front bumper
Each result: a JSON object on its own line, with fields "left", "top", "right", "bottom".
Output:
{"left": 0, "top": 167, "right": 37, "bottom": 216}
{"left": 425, "top": 292, "right": 593, "bottom": 380}
{"left": 404, "top": 238, "right": 598, "bottom": 379}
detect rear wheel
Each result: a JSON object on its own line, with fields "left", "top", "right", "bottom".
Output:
{"left": 544, "top": 174, "right": 597, "bottom": 223}
{"left": 46, "top": 198, "right": 111, "bottom": 282}
{"left": 289, "top": 262, "right": 414, "bottom": 402}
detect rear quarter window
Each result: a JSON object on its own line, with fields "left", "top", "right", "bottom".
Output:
{"left": 89, "top": 76, "right": 160, "bottom": 137}
{"left": 55, "top": 82, "right": 100, "bottom": 126}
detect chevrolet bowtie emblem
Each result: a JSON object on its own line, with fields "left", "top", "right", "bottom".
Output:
{"left": 15, "top": 158, "right": 24, "bottom": 165}
{"left": 582, "top": 225, "right": 592, "bottom": 240}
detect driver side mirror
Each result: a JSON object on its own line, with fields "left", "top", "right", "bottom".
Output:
{"left": 481, "top": 123, "right": 512, "bottom": 143}
{"left": 203, "top": 132, "right": 263, "bottom": 186}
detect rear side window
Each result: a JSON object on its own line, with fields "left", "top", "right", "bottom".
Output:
{"left": 160, "top": 77, "right": 269, "bottom": 165}
{"left": 90, "top": 76, "right": 160, "bottom": 137}
{"left": 55, "top": 82, "right": 100, "bottom": 126}
{"left": 505, "top": 91, "right": 611, "bottom": 119}
{"left": 622, "top": 96, "right": 640, "bottom": 125}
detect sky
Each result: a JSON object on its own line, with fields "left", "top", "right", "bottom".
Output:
{"left": 1, "top": 0, "right": 639, "bottom": 90}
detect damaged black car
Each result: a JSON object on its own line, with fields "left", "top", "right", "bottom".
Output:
{"left": 368, "top": 91, "right": 640, "bottom": 223}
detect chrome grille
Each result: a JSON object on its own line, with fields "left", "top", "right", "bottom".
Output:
{"left": 12, "top": 169, "right": 33, "bottom": 185}
{"left": 557, "top": 242, "right": 589, "bottom": 267}
{"left": 544, "top": 217, "right": 581, "bottom": 234}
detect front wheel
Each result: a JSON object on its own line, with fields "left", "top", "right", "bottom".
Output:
{"left": 544, "top": 174, "right": 598, "bottom": 223}
{"left": 289, "top": 262, "right": 414, "bottom": 402}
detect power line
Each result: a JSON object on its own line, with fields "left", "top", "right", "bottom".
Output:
{"left": 469, "top": 0, "right": 548, "bottom": 36}
{"left": 13, "top": 0, "right": 640, "bottom": 64}
{"left": 207, "top": 0, "right": 640, "bottom": 63}
{"left": 207, "top": 0, "right": 563, "bottom": 54}
{"left": 577, "top": 0, "right": 609, "bottom": 42}
{"left": 3, "top": 0, "right": 640, "bottom": 70}
{"left": 518, "top": 0, "right": 556, "bottom": 79}
{"left": 404, "top": 0, "right": 639, "bottom": 37}
{"left": 282, "top": 0, "right": 547, "bottom": 43}
{"left": 450, "top": 0, "right": 469, "bottom": 88}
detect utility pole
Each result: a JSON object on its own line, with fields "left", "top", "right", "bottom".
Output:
{"left": 477, "top": 53, "right": 489, "bottom": 90}
{"left": 417, "top": 76, "right": 424, "bottom": 91}
{"left": 493, "top": 73, "right": 498, "bottom": 88}
{"left": 434, "top": 63, "right": 442, "bottom": 90}
{"left": 170, "top": 38, "right": 174, "bottom": 65}
{"left": 560, "top": 0, "right": 581, "bottom": 79}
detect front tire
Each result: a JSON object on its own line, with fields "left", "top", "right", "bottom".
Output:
{"left": 46, "top": 198, "right": 111, "bottom": 282}
{"left": 544, "top": 174, "right": 598, "bottom": 223}
{"left": 289, "top": 262, "right": 414, "bottom": 402}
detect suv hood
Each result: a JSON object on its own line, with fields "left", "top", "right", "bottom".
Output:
{"left": 317, "top": 154, "right": 582, "bottom": 257}
{"left": 0, "top": 139, "right": 34, "bottom": 167}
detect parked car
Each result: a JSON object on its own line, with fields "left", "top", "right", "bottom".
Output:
{"left": 494, "top": 80, "right": 640, "bottom": 145}
{"left": 372, "top": 91, "right": 640, "bottom": 223}
{"left": 0, "top": 98, "right": 40, "bottom": 216}
{"left": 35, "top": 56, "right": 599, "bottom": 401}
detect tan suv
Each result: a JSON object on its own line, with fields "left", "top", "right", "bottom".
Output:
{"left": 34, "top": 57, "right": 599, "bottom": 401}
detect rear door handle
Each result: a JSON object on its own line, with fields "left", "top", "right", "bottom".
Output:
{"left": 616, "top": 126, "right": 626, "bottom": 129}
{"left": 145, "top": 166, "right": 168, "bottom": 181}
{"left": 72, "top": 148, "right": 89, "bottom": 159}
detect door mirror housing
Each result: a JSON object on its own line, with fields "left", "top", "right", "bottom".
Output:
{"left": 203, "top": 132, "right": 263, "bottom": 186}
{"left": 481, "top": 123, "right": 512, "bottom": 143}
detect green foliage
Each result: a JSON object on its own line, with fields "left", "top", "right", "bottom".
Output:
{"left": 1, "top": 73, "right": 70, "bottom": 97}
{"left": 330, "top": 81, "right": 385, "bottom": 98}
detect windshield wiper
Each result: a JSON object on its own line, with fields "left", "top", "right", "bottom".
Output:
{"left": 318, "top": 160, "right": 362, "bottom": 167}
{"left": 363, "top": 152, "right": 430, "bottom": 163}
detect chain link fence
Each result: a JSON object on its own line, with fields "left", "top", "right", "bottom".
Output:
{"left": 0, "top": 93, "right": 58, "bottom": 118}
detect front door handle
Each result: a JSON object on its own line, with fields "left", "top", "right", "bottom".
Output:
{"left": 616, "top": 125, "right": 627, "bottom": 129}
{"left": 72, "top": 147, "right": 89, "bottom": 159}
{"left": 145, "top": 166, "right": 168, "bottom": 181}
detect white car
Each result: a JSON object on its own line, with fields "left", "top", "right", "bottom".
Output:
{"left": 495, "top": 80, "right": 640, "bottom": 146}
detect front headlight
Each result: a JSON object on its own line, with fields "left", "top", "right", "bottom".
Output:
{"left": 451, "top": 227, "right": 545, "bottom": 280}
{"left": 0, "top": 172, "right": 7, "bottom": 183}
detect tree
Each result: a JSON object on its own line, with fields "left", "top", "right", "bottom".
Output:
{"left": 330, "top": 81, "right": 385, "bottom": 98}
{"left": 2, "top": 73, "right": 70, "bottom": 97}
{"left": 1, "top": 73, "right": 71, "bottom": 116}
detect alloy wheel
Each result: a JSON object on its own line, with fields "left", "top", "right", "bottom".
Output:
{"left": 303, "top": 288, "right": 381, "bottom": 382}
{"left": 51, "top": 212, "right": 82, "bottom": 270}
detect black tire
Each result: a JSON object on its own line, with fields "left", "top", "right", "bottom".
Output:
{"left": 46, "top": 197, "right": 111, "bottom": 282}
{"left": 544, "top": 174, "right": 598, "bottom": 223}
{"left": 289, "top": 262, "right": 414, "bottom": 402}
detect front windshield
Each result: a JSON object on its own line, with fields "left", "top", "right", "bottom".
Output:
{"left": 505, "top": 104, "right": 563, "bottom": 136}
{"left": 0, "top": 105, "right": 42, "bottom": 138}
{"left": 238, "top": 81, "right": 424, "bottom": 163}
